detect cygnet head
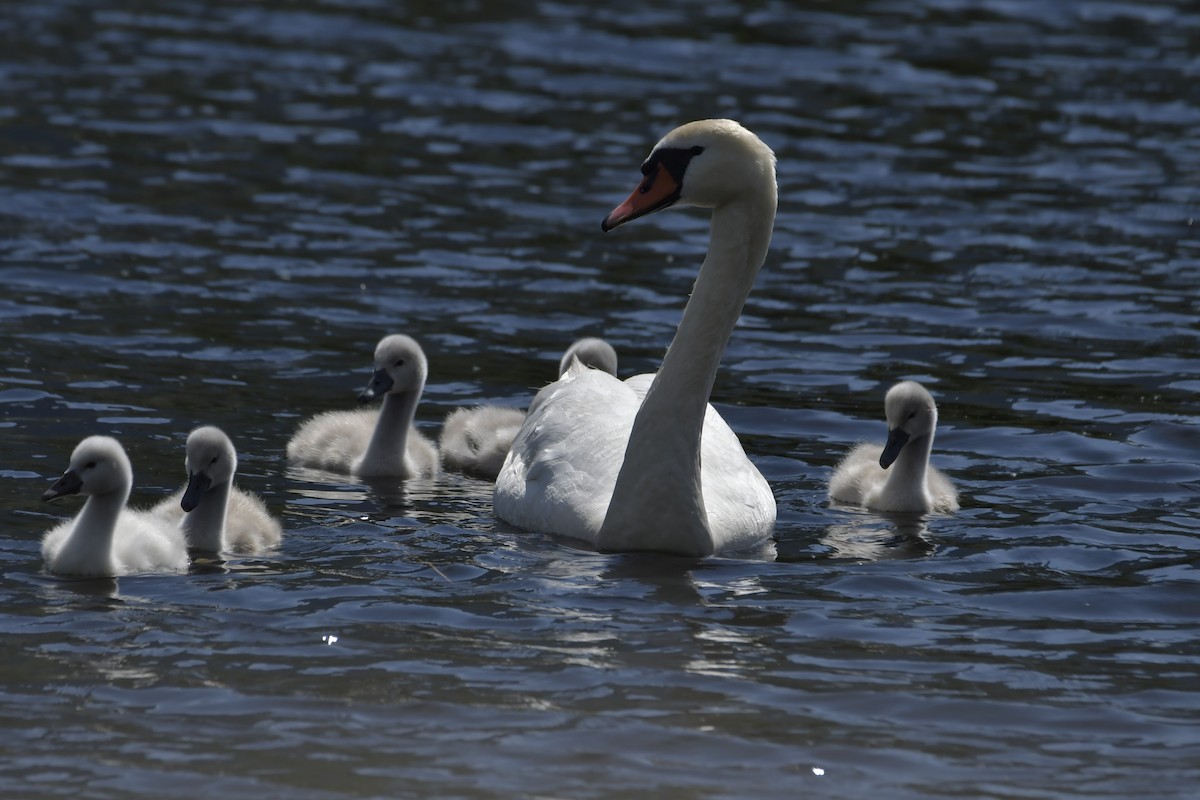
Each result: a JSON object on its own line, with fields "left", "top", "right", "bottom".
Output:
{"left": 42, "top": 436, "right": 132, "bottom": 501}
{"left": 559, "top": 337, "right": 618, "bottom": 377}
{"left": 180, "top": 426, "right": 237, "bottom": 512}
{"left": 602, "top": 119, "right": 777, "bottom": 231}
{"left": 358, "top": 334, "right": 428, "bottom": 403}
{"left": 879, "top": 381, "right": 939, "bottom": 469}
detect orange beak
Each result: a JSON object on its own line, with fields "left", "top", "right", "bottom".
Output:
{"left": 601, "top": 163, "right": 682, "bottom": 232}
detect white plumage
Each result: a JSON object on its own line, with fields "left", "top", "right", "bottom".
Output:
{"left": 287, "top": 334, "right": 439, "bottom": 479}
{"left": 494, "top": 119, "right": 778, "bottom": 556}
{"left": 828, "top": 381, "right": 959, "bottom": 513}
{"left": 41, "top": 436, "right": 188, "bottom": 578}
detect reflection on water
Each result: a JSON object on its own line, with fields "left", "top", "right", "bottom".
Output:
{"left": 2, "top": 0, "right": 1199, "bottom": 798}
{"left": 819, "top": 512, "right": 935, "bottom": 562}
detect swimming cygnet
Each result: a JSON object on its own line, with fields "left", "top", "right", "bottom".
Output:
{"left": 828, "top": 381, "right": 959, "bottom": 513}
{"left": 440, "top": 337, "right": 619, "bottom": 481}
{"left": 41, "top": 436, "right": 189, "bottom": 578}
{"left": 152, "top": 426, "right": 283, "bottom": 555}
{"left": 286, "top": 334, "right": 439, "bottom": 479}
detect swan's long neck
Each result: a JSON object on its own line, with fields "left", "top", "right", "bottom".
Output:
{"left": 57, "top": 487, "right": 126, "bottom": 574}
{"left": 358, "top": 390, "right": 420, "bottom": 477}
{"left": 598, "top": 185, "right": 775, "bottom": 556}
{"left": 182, "top": 481, "right": 230, "bottom": 553}
{"left": 886, "top": 433, "right": 934, "bottom": 501}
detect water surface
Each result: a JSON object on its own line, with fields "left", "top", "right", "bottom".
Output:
{"left": 2, "top": 1, "right": 1198, "bottom": 798}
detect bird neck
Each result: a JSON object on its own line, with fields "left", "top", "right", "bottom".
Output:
{"left": 887, "top": 433, "right": 933, "bottom": 496}
{"left": 57, "top": 486, "right": 127, "bottom": 574}
{"left": 598, "top": 186, "right": 775, "bottom": 555}
{"left": 359, "top": 390, "right": 420, "bottom": 477}
{"left": 181, "top": 480, "right": 230, "bottom": 553}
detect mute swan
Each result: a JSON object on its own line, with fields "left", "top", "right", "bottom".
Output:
{"left": 441, "top": 337, "right": 619, "bottom": 481}
{"left": 152, "top": 426, "right": 283, "bottom": 554}
{"left": 494, "top": 119, "right": 778, "bottom": 556}
{"left": 286, "top": 334, "right": 439, "bottom": 479}
{"left": 41, "top": 436, "right": 189, "bottom": 577}
{"left": 828, "top": 381, "right": 959, "bottom": 513}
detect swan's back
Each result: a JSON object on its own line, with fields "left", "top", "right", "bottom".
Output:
{"left": 496, "top": 368, "right": 636, "bottom": 540}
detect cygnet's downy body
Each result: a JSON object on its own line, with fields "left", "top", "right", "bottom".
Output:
{"left": 287, "top": 334, "right": 439, "bottom": 479}
{"left": 828, "top": 381, "right": 958, "bottom": 513}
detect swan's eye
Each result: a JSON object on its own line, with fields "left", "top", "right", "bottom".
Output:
{"left": 210, "top": 456, "right": 219, "bottom": 465}
{"left": 84, "top": 461, "right": 97, "bottom": 470}
{"left": 394, "top": 359, "right": 406, "bottom": 368}
{"left": 689, "top": 145, "right": 704, "bottom": 156}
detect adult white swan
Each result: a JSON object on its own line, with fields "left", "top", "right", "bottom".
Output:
{"left": 41, "top": 436, "right": 189, "bottom": 577}
{"left": 440, "top": 337, "right": 619, "bottom": 481}
{"left": 287, "top": 334, "right": 439, "bottom": 479}
{"left": 153, "top": 426, "right": 283, "bottom": 554}
{"left": 494, "top": 119, "right": 777, "bottom": 556}
{"left": 828, "top": 381, "right": 959, "bottom": 513}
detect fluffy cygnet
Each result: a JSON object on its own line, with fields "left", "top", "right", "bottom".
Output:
{"left": 152, "top": 426, "right": 283, "bottom": 555}
{"left": 828, "top": 381, "right": 959, "bottom": 513}
{"left": 286, "top": 334, "right": 439, "bottom": 479}
{"left": 41, "top": 436, "right": 189, "bottom": 578}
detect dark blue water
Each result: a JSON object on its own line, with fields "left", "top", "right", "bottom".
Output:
{"left": 2, "top": 1, "right": 1198, "bottom": 797}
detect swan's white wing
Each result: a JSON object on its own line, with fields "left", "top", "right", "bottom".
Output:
{"left": 629, "top": 370, "right": 774, "bottom": 550}
{"left": 495, "top": 368, "right": 640, "bottom": 545}
{"left": 496, "top": 367, "right": 774, "bottom": 553}
{"left": 696, "top": 405, "right": 777, "bottom": 552}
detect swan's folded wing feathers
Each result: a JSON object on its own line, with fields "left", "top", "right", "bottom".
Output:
{"left": 697, "top": 403, "right": 777, "bottom": 549}
{"left": 496, "top": 370, "right": 638, "bottom": 544}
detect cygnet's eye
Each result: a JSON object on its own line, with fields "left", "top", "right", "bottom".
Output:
{"left": 394, "top": 359, "right": 406, "bottom": 368}
{"left": 907, "top": 411, "right": 918, "bottom": 421}
{"left": 210, "top": 455, "right": 219, "bottom": 466}
{"left": 84, "top": 461, "right": 97, "bottom": 470}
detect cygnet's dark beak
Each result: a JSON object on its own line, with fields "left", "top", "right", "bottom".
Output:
{"left": 42, "top": 469, "right": 83, "bottom": 501}
{"left": 180, "top": 471, "right": 213, "bottom": 512}
{"left": 358, "top": 369, "right": 393, "bottom": 403}
{"left": 879, "top": 428, "right": 911, "bottom": 470}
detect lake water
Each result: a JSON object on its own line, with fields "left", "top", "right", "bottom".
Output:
{"left": 1, "top": 0, "right": 1198, "bottom": 797}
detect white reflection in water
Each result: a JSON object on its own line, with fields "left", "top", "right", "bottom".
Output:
{"left": 819, "top": 513, "right": 934, "bottom": 561}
